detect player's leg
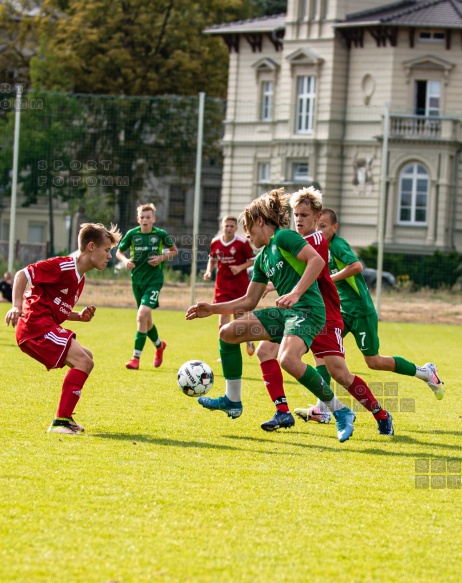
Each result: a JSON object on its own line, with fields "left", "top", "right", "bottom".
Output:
{"left": 198, "top": 312, "right": 272, "bottom": 419}
{"left": 355, "top": 314, "right": 444, "bottom": 400}
{"left": 257, "top": 340, "right": 295, "bottom": 432}
{"left": 326, "top": 355, "right": 393, "bottom": 435}
{"left": 278, "top": 331, "right": 355, "bottom": 443}
{"left": 49, "top": 338, "right": 94, "bottom": 434}
{"left": 142, "top": 287, "right": 167, "bottom": 368}
{"left": 214, "top": 314, "right": 231, "bottom": 362}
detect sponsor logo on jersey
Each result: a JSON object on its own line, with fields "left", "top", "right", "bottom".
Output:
{"left": 60, "top": 288, "right": 68, "bottom": 294}
{"left": 54, "top": 297, "right": 62, "bottom": 305}
{"left": 134, "top": 235, "right": 143, "bottom": 244}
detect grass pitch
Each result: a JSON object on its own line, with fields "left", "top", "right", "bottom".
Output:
{"left": 0, "top": 304, "right": 461, "bottom": 583}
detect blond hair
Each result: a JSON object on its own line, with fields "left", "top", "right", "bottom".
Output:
{"left": 78, "top": 223, "right": 122, "bottom": 251}
{"left": 221, "top": 215, "right": 237, "bottom": 224}
{"left": 289, "top": 186, "right": 323, "bottom": 212}
{"left": 137, "top": 202, "right": 156, "bottom": 215}
{"left": 240, "top": 188, "right": 291, "bottom": 233}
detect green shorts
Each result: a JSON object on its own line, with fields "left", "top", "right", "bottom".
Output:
{"left": 342, "top": 311, "right": 379, "bottom": 357}
{"left": 253, "top": 306, "right": 326, "bottom": 352}
{"left": 132, "top": 283, "right": 163, "bottom": 309}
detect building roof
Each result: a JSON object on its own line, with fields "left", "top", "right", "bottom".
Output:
{"left": 336, "top": 0, "right": 462, "bottom": 29}
{"left": 204, "top": 1, "right": 462, "bottom": 36}
{"left": 203, "top": 13, "right": 286, "bottom": 35}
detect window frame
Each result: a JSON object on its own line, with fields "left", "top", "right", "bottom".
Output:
{"left": 257, "top": 162, "right": 271, "bottom": 195}
{"left": 397, "top": 163, "right": 429, "bottom": 226}
{"left": 261, "top": 80, "right": 274, "bottom": 122}
{"left": 415, "top": 79, "right": 441, "bottom": 117}
{"left": 295, "top": 75, "right": 316, "bottom": 135}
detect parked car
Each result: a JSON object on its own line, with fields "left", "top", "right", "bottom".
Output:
{"left": 163, "top": 248, "right": 209, "bottom": 276}
{"left": 360, "top": 261, "right": 397, "bottom": 291}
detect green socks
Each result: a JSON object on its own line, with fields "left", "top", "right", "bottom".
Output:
{"left": 393, "top": 356, "right": 417, "bottom": 377}
{"left": 316, "top": 364, "right": 332, "bottom": 387}
{"left": 219, "top": 339, "right": 242, "bottom": 380}
{"left": 298, "top": 365, "right": 335, "bottom": 402}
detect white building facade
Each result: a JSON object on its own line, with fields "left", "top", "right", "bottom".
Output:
{"left": 205, "top": 0, "right": 462, "bottom": 253}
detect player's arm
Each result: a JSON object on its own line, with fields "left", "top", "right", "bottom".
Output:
{"left": 4, "top": 269, "right": 27, "bottom": 327}
{"left": 186, "top": 281, "right": 266, "bottom": 320}
{"left": 330, "top": 260, "right": 362, "bottom": 283}
{"left": 67, "top": 305, "right": 96, "bottom": 322}
{"left": 203, "top": 256, "right": 218, "bottom": 281}
{"left": 229, "top": 258, "right": 254, "bottom": 276}
{"left": 261, "top": 282, "right": 276, "bottom": 298}
{"left": 148, "top": 244, "right": 178, "bottom": 267}
{"left": 276, "top": 244, "right": 325, "bottom": 310}
{"left": 116, "top": 248, "right": 135, "bottom": 270}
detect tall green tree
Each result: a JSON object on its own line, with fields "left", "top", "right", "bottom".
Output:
{"left": 0, "top": 0, "right": 39, "bottom": 86}
{"left": 0, "top": 91, "right": 86, "bottom": 255}
{"left": 31, "top": 0, "right": 247, "bottom": 98}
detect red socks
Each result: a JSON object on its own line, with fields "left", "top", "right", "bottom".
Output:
{"left": 347, "top": 375, "right": 388, "bottom": 420}
{"left": 56, "top": 369, "right": 89, "bottom": 419}
{"left": 260, "top": 359, "right": 289, "bottom": 412}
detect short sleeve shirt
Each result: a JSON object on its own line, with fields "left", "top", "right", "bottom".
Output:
{"left": 17, "top": 256, "right": 85, "bottom": 342}
{"left": 252, "top": 228, "right": 324, "bottom": 312}
{"left": 210, "top": 235, "right": 255, "bottom": 295}
{"left": 118, "top": 226, "right": 175, "bottom": 287}
{"left": 304, "top": 231, "right": 343, "bottom": 327}
{"left": 328, "top": 234, "right": 376, "bottom": 318}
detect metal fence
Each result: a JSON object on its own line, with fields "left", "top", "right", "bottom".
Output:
{"left": 0, "top": 88, "right": 226, "bottom": 258}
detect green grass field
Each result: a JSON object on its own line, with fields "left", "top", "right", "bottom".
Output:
{"left": 0, "top": 304, "right": 461, "bottom": 583}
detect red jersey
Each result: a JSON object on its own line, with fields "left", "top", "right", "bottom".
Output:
{"left": 304, "top": 231, "right": 343, "bottom": 327}
{"left": 17, "top": 256, "right": 85, "bottom": 343}
{"left": 210, "top": 235, "right": 254, "bottom": 300}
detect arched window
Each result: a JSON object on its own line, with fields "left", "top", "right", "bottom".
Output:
{"left": 398, "top": 163, "right": 429, "bottom": 225}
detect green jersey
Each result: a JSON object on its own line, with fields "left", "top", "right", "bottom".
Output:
{"left": 328, "top": 234, "right": 376, "bottom": 318}
{"left": 118, "top": 226, "right": 175, "bottom": 286}
{"left": 252, "top": 228, "right": 324, "bottom": 312}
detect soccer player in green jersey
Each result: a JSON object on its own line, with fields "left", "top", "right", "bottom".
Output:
{"left": 186, "top": 189, "right": 356, "bottom": 443}
{"left": 300, "top": 208, "right": 444, "bottom": 416}
{"left": 116, "top": 203, "right": 178, "bottom": 370}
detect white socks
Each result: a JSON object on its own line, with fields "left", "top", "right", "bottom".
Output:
{"left": 225, "top": 379, "right": 242, "bottom": 402}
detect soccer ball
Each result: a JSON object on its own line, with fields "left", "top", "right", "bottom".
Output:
{"left": 177, "top": 360, "right": 214, "bottom": 397}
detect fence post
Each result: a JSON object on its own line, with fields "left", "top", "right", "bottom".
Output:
{"left": 376, "top": 102, "right": 390, "bottom": 318}
{"left": 8, "top": 84, "right": 23, "bottom": 273}
{"left": 190, "top": 92, "right": 206, "bottom": 305}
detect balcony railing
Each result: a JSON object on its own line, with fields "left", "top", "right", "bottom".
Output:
{"left": 390, "top": 114, "right": 460, "bottom": 140}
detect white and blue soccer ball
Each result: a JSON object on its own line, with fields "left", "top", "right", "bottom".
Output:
{"left": 177, "top": 360, "right": 214, "bottom": 397}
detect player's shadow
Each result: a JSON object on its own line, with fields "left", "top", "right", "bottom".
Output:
{"left": 224, "top": 433, "right": 460, "bottom": 459}
{"left": 410, "top": 429, "right": 462, "bottom": 437}
{"left": 91, "top": 433, "right": 288, "bottom": 455}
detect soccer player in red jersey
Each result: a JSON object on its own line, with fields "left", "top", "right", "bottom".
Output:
{"left": 5, "top": 223, "right": 121, "bottom": 434}
{"left": 204, "top": 216, "right": 256, "bottom": 356}
{"left": 257, "top": 187, "right": 394, "bottom": 435}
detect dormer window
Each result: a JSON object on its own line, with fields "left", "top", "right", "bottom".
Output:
{"left": 419, "top": 31, "right": 445, "bottom": 43}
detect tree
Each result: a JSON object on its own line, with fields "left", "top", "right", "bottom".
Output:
{"left": 253, "top": 0, "right": 287, "bottom": 16}
{"left": 0, "top": 0, "right": 39, "bottom": 86}
{"left": 30, "top": 0, "right": 248, "bottom": 98}
{"left": 0, "top": 91, "right": 87, "bottom": 255}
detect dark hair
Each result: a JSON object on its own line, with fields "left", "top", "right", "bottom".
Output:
{"left": 320, "top": 208, "right": 338, "bottom": 224}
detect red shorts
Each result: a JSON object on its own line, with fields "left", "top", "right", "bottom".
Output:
{"left": 213, "top": 284, "right": 249, "bottom": 304}
{"left": 18, "top": 326, "right": 76, "bottom": 370}
{"left": 310, "top": 324, "right": 345, "bottom": 359}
